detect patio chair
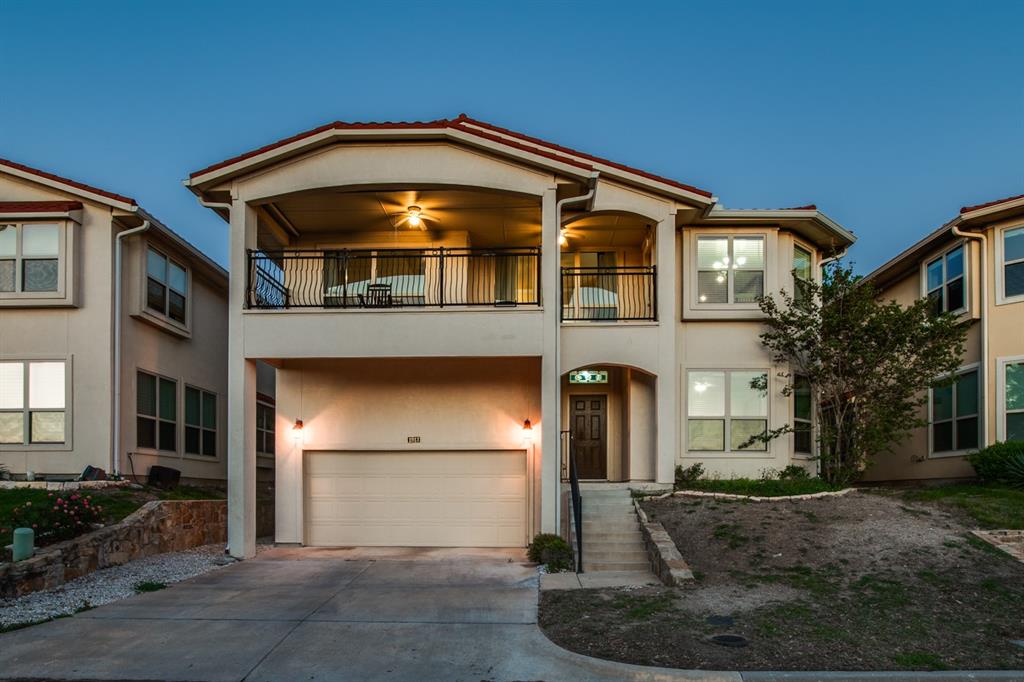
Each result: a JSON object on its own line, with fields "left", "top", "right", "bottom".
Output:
{"left": 359, "top": 283, "right": 393, "bottom": 308}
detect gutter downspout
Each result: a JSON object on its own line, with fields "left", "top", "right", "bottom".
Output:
{"left": 819, "top": 245, "right": 849, "bottom": 270}
{"left": 112, "top": 220, "right": 150, "bottom": 477}
{"left": 951, "top": 223, "right": 989, "bottom": 447}
{"left": 552, "top": 173, "right": 598, "bottom": 533}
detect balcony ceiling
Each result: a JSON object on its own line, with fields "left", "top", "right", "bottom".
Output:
{"left": 260, "top": 188, "right": 651, "bottom": 249}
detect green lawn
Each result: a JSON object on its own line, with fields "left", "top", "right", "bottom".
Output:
{"left": 676, "top": 477, "right": 842, "bottom": 497}
{"left": 900, "top": 484, "right": 1024, "bottom": 529}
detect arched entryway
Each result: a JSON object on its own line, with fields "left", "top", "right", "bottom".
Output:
{"left": 561, "top": 364, "right": 657, "bottom": 482}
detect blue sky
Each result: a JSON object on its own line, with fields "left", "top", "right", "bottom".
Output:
{"left": 1, "top": 1, "right": 1021, "bottom": 272}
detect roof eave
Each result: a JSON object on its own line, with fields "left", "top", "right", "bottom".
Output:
{"left": 699, "top": 208, "right": 856, "bottom": 248}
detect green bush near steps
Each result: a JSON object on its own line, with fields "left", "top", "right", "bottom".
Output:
{"left": 528, "top": 533, "right": 574, "bottom": 573}
{"left": 968, "top": 441, "right": 1024, "bottom": 488}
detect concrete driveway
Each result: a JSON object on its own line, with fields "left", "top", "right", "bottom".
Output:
{"left": 0, "top": 547, "right": 732, "bottom": 682}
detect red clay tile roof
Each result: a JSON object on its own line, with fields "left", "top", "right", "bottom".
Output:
{"left": 0, "top": 157, "right": 137, "bottom": 207}
{"left": 960, "top": 192, "right": 1024, "bottom": 215}
{"left": 187, "top": 114, "right": 714, "bottom": 199}
{"left": 0, "top": 201, "right": 83, "bottom": 213}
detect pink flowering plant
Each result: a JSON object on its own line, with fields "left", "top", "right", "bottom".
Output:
{"left": 8, "top": 492, "right": 103, "bottom": 542}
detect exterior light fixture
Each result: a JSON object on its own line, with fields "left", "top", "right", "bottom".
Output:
{"left": 522, "top": 419, "right": 533, "bottom": 441}
{"left": 407, "top": 206, "right": 422, "bottom": 228}
{"left": 292, "top": 419, "right": 304, "bottom": 443}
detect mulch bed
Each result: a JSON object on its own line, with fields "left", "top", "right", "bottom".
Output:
{"left": 539, "top": 490, "right": 1024, "bottom": 671}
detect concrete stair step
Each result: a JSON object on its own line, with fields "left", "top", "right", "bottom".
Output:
{"left": 570, "top": 531, "right": 643, "bottom": 543}
{"left": 580, "top": 521, "right": 639, "bottom": 532}
{"left": 582, "top": 550, "right": 650, "bottom": 563}
{"left": 584, "top": 541, "right": 647, "bottom": 552}
{"left": 583, "top": 560, "right": 652, "bottom": 572}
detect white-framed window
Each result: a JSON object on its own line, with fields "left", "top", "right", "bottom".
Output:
{"left": 793, "top": 244, "right": 813, "bottom": 307}
{"left": 999, "top": 226, "right": 1024, "bottom": 303}
{"left": 998, "top": 358, "right": 1024, "bottom": 442}
{"left": 687, "top": 370, "right": 768, "bottom": 452}
{"left": 0, "top": 360, "right": 67, "bottom": 445}
{"left": 924, "top": 244, "right": 965, "bottom": 315}
{"left": 793, "top": 374, "right": 813, "bottom": 455}
{"left": 256, "top": 398, "right": 275, "bottom": 457}
{"left": 930, "top": 366, "right": 979, "bottom": 456}
{"left": 184, "top": 386, "right": 217, "bottom": 457}
{"left": 146, "top": 247, "right": 188, "bottom": 324}
{"left": 696, "top": 236, "right": 765, "bottom": 305}
{"left": 0, "top": 223, "right": 61, "bottom": 294}
{"left": 136, "top": 370, "right": 178, "bottom": 452}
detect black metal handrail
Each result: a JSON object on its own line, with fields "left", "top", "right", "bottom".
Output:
{"left": 560, "top": 265, "right": 656, "bottom": 321}
{"left": 562, "top": 429, "right": 583, "bottom": 573}
{"left": 247, "top": 247, "right": 541, "bottom": 309}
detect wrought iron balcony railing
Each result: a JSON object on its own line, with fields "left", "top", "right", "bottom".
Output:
{"left": 247, "top": 247, "right": 541, "bottom": 309}
{"left": 560, "top": 266, "right": 657, "bottom": 321}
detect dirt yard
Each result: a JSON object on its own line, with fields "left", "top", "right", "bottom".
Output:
{"left": 539, "top": 490, "right": 1024, "bottom": 671}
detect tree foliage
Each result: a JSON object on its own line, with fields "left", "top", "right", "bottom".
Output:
{"left": 756, "top": 262, "right": 968, "bottom": 485}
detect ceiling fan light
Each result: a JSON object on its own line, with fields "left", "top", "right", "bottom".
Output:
{"left": 407, "top": 205, "right": 422, "bottom": 228}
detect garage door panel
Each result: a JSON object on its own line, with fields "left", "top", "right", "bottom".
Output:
{"left": 304, "top": 450, "right": 527, "bottom": 547}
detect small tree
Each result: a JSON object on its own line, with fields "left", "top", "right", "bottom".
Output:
{"left": 756, "top": 261, "right": 968, "bottom": 485}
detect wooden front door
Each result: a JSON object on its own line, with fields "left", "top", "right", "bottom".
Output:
{"left": 571, "top": 395, "right": 607, "bottom": 479}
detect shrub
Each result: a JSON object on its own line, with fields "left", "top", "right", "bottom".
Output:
{"left": 9, "top": 492, "right": 103, "bottom": 542}
{"left": 527, "top": 533, "right": 574, "bottom": 573}
{"left": 968, "top": 441, "right": 1024, "bottom": 483}
{"left": 778, "top": 465, "right": 811, "bottom": 481}
{"left": 675, "top": 463, "right": 705, "bottom": 489}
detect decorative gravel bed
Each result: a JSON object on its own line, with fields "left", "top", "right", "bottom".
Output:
{"left": 0, "top": 544, "right": 232, "bottom": 629}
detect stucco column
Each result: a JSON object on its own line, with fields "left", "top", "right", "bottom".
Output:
{"left": 227, "top": 201, "right": 258, "bottom": 558}
{"left": 655, "top": 213, "right": 678, "bottom": 484}
{"left": 540, "top": 186, "right": 559, "bottom": 533}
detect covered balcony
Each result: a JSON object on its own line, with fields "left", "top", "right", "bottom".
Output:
{"left": 558, "top": 212, "right": 657, "bottom": 322}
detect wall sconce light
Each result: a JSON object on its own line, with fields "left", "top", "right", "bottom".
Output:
{"left": 292, "top": 419, "right": 304, "bottom": 443}
{"left": 522, "top": 418, "right": 533, "bottom": 442}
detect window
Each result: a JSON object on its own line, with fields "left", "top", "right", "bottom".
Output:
{"left": 185, "top": 386, "right": 217, "bottom": 457}
{"left": 697, "top": 236, "right": 764, "bottom": 305}
{"left": 793, "top": 374, "right": 813, "bottom": 455}
{"left": 0, "top": 360, "right": 66, "bottom": 444}
{"left": 0, "top": 223, "right": 60, "bottom": 293}
{"left": 931, "top": 368, "right": 979, "bottom": 454}
{"left": 1004, "top": 361, "right": 1024, "bottom": 442}
{"left": 147, "top": 248, "right": 188, "bottom": 324}
{"left": 793, "top": 245, "right": 813, "bottom": 307}
{"left": 925, "top": 245, "right": 965, "bottom": 315}
{"left": 257, "top": 399, "right": 275, "bottom": 456}
{"left": 137, "top": 371, "right": 177, "bottom": 452}
{"left": 687, "top": 370, "right": 768, "bottom": 452}
{"left": 1002, "top": 227, "right": 1024, "bottom": 300}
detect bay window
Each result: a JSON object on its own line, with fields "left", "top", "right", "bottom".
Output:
{"left": 697, "top": 236, "right": 765, "bottom": 305}
{"left": 925, "top": 245, "right": 965, "bottom": 315}
{"left": 0, "top": 360, "right": 67, "bottom": 444}
{"left": 0, "top": 223, "right": 61, "bottom": 293}
{"left": 687, "top": 370, "right": 768, "bottom": 452}
{"left": 930, "top": 368, "right": 979, "bottom": 455}
{"left": 147, "top": 247, "right": 188, "bottom": 324}
{"left": 793, "top": 245, "right": 813, "bottom": 307}
{"left": 1002, "top": 227, "right": 1024, "bottom": 301}
{"left": 1003, "top": 361, "right": 1024, "bottom": 442}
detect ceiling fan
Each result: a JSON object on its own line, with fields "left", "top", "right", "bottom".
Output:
{"left": 389, "top": 205, "right": 441, "bottom": 231}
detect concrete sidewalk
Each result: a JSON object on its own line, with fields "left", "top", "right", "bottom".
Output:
{"left": 0, "top": 547, "right": 1018, "bottom": 681}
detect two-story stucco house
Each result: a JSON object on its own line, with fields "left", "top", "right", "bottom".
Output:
{"left": 864, "top": 193, "right": 1024, "bottom": 482}
{"left": 0, "top": 157, "right": 233, "bottom": 485}
{"left": 185, "top": 115, "right": 855, "bottom": 558}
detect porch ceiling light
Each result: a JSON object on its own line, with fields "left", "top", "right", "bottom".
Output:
{"left": 292, "top": 419, "right": 304, "bottom": 443}
{"left": 522, "top": 419, "right": 533, "bottom": 441}
{"left": 407, "top": 206, "right": 423, "bottom": 228}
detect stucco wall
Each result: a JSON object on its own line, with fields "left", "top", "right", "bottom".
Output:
{"left": 272, "top": 356, "right": 542, "bottom": 544}
{"left": 0, "top": 174, "right": 114, "bottom": 476}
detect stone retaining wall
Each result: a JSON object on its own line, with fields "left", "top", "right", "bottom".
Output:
{"left": 0, "top": 500, "right": 226, "bottom": 598}
{"left": 0, "top": 480, "right": 136, "bottom": 492}
{"left": 632, "top": 500, "right": 694, "bottom": 586}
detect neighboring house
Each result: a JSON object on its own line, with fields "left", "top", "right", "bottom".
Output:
{"left": 863, "top": 194, "right": 1024, "bottom": 482}
{"left": 0, "top": 157, "right": 231, "bottom": 485}
{"left": 185, "top": 114, "right": 856, "bottom": 557}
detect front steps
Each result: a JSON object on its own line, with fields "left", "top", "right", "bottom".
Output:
{"left": 570, "top": 488, "right": 651, "bottom": 573}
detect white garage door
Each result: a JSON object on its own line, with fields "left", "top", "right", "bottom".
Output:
{"left": 304, "top": 450, "right": 528, "bottom": 547}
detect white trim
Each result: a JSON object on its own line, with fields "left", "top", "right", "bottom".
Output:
{"left": 920, "top": 240, "right": 968, "bottom": 316}
{"left": 994, "top": 223, "right": 1024, "bottom": 306}
{"left": 927, "top": 362, "right": 982, "bottom": 459}
{"left": 995, "top": 355, "right": 1024, "bottom": 442}
{"left": 692, "top": 233, "right": 766, "bottom": 310}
